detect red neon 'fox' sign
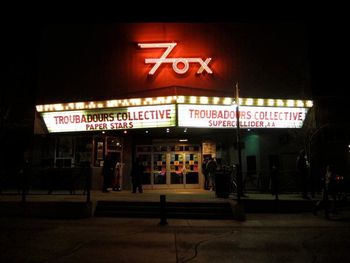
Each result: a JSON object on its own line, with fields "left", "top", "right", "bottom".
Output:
{"left": 138, "top": 43, "right": 213, "bottom": 75}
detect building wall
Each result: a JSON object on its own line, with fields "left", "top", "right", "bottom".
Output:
{"left": 30, "top": 22, "right": 313, "bottom": 192}
{"left": 37, "top": 23, "right": 311, "bottom": 104}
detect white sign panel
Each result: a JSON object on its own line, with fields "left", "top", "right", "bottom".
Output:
{"left": 41, "top": 104, "right": 176, "bottom": 133}
{"left": 178, "top": 104, "right": 308, "bottom": 128}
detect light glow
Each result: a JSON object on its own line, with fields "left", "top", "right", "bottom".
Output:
{"left": 277, "top": 99, "right": 284, "bottom": 107}
{"left": 200, "top": 97, "right": 209, "bottom": 104}
{"left": 177, "top": 96, "right": 185, "bottom": 103}
{"left": 306, "top": 100, "right": 313, "bottom": 107}
{"left": 287, "top": 100, "right": 295, "bottom": 107}
{"left": 296, "top": 100, "right": 304, "bottom": 107}
{"left": 223, "top": 98, "right": 232, "bottom": 105}
{"left": 268, "top": 99, "right": 275, "bottom": 106}
{"left": 190, "top": 96, "right": 197, "bottom": 103}
{"left": 246, "top": 98, "right": 253, "bottom": 106}
{"left": 36, "top": 96, "right": 313, "bottom": 112}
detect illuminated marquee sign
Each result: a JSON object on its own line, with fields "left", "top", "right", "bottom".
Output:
{"left": 178, "top": 104, "right": 309, "bottom": 128}
{"left": 41, "top": 104, "right": 176, "bottom": 133}
{"left": 138, "top": 43, "right": 212, "bottom": 75}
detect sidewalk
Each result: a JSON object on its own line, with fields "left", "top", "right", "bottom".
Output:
{"left": 1, "top": 213, "right": 350, "bottom": 263}
{"left": 0, "top": 189, "right": 323, "bottom": 202}
{"left": 0, "top": 189, "right": 329, "bottom": 219}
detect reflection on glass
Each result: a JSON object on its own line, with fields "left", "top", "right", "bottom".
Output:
{"left": 137, "top": 146, "right": 151, "bottom": 152}
{"left": 139, "top": 154, "right": 151, "bottom": 184}
{"left": 185, "top": 153, "right": 199, "bottom": 184}
{"left": 107, "top": 137, "right": 122, "bottom": 151}
{"left": 170, "top": 153, "right": 183, "bottom": 184}
{"left": 136, "top": 144, "right": 201, "bottom": 186}
{"left": 153, "top": 153, "right": 166, "bottom": 184}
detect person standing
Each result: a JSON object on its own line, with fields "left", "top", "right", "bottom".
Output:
{"left": 313, "top": 164, "right": 338, "bottom": 218}
{"left": 202, "top": 158, "right": 209, "bottom": 190}
{"left": 112, "top": 162, "right": 122, "bottom": 191}
{"left": 296, "top": 149, "right": 310, "bottom": 199}
{"left": 206, "top": 157, "right": 217, "bottom": 191}
{"left": 102, "top": 154, "right": 114, "bottom": 193}
{"left": 270, "top": 165, "right": 279, "bottom": 200}
{"left": 131, "top": 157, "right": 144, "bottom": 193}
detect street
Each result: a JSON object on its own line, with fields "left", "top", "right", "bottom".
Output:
{"left": 1, "top": 212, "right": 350, "bottom": 263}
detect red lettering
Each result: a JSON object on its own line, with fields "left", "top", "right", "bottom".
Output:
{"left": 54, "top": 116, "right": 59, "bottom": 124}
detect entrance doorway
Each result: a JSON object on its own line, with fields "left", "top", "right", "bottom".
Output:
{"left": 136, "top": 144, "right": 201, "bottom": 189}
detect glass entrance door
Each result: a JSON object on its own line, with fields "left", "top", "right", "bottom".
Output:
{"left": 153, "top": 152, "right": 167, "bottom": 184}
{"left": 136, "top": 144, "right": 201, "bottom": 188}
{"left": 170, "top": 153, "right": 184, "bottom": 184}
{"left": 169, "top": 152, "right": 200, "bottom": 185}
{"left": 184, "top": 153, "right": 199, "bottom": 184}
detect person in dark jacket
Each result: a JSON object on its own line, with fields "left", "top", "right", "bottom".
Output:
{"left": 296, "top": 149, "right": 310, "bottom": 199}
{"left": 102, "top": 154, "right": 114, "bottom": 193}
{"left": 202, "top": 158, "right": 209, "bottom": 190}
{"left": 206, "top": 157, "right": 217, "bottom": 191}
{"left": 270, "top": 165, "right": 279, "bottom": 200}
{"left": 131, "top": 157, "right": 144, "bottom": 193}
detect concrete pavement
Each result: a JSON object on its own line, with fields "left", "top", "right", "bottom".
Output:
{"left": 0, "top": 212, "right": 349, "bottom": 263}
{"left": 0, "top": 189, "right": 323, "bottom": 202}
{"left": 1, "top": 189, "right": 348, "bottom": 220}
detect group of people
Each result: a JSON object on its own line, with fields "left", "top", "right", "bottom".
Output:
{"left": 200, "top": 149, "right": 319, "bottom": 201}
{"left": 296, "top": 149, "right": 343, "bottom": 217}
{"left": 102, "top": 154, "right": 144, "bottom": 193}
{"left": 296, "top": 149, "right": 310, "bottom": 200}
{"left": 202, "top": 157, "right": 245, "bottom": 198}
{"left": 313, "top": 163, "right": 343, "bottom": 218}
{"left": 102, "top": 149, "right": 344, "bottom": 217}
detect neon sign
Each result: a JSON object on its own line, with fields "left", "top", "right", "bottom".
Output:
{"left": 138, "top": 43, "right": 212, "bottom": 75}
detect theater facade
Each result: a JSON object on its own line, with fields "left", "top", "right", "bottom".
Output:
{"left": 33, "top": 23, "right": 313, "bottom": 191}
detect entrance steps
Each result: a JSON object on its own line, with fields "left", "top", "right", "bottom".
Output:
{"left": 94, "top": 200, "right": 236, "bottom": 220}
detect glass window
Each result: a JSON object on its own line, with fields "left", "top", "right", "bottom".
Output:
{"left": 170, "top": 153, "right": 184, "bottom": 184}
{"left": 55, "top": 136, "right": 73, "bottom": 168}
{"left": 153, "top": 145, "right": 167, "bottom": 152}
{"left": 56, "top": 137, "right": 73, "bottom": 158}
{"left": 107, "top": 137, "right": 122, "bottom": 152}
{"left": 171, "top": 145, "right": 183, "bottom": 151}
{"left": 184, "top": 153, "right": 199, "bottom": 184}
{"left": 137, "top": 146, "right": 151, "bottom": 152}
{"left": 94, "top": 137, "right": 105, "bottom": 167}
{"left": 153, "top": 153, "right": 166, "bottom": 184}
{"left": 56, "top": 158, "right": 72, "bottom": 168}
{"left": 41, "top": 136, "right": 55, "bottom": 167}
{"left": 138, "top": 154, "right": 152, "bottom": 185}
{"left": 75, "top": 136, "right": 92, "bottom": 165}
